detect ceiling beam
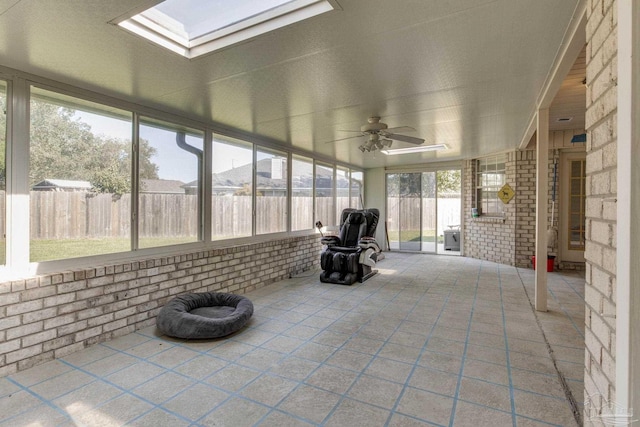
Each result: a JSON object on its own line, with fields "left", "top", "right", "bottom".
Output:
{"left": 519, "top": 1, "right": 587, "bottom": 150}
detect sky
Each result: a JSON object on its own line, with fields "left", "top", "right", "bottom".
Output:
{"left": 154, "top": 0, "right": 292, "bottom": 38}
{"left": 74, "top": 110, "right": 251, "bottom": 183}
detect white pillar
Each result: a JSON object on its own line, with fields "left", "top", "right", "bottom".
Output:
{"left": 5, "top": 78, "right": 31, "bottom": 277}
{"left": 616, "top": 0, "right": 640, "bottom": 416}
{"left": 535, "top": 108, "right": 549, "bottom": 312}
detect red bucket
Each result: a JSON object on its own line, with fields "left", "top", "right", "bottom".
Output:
{"left": 531, "top": 255, "right": 555, "bottom": 272}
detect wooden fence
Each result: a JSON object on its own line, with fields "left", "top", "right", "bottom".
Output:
{"left": 0, "top": 191, "right": 460, "bottom": 241}
{"left": 27, "top": 192, "right": 345, "bottom": 240}
{"left": 386, "top": 196, "right": 462, "bottom": 236}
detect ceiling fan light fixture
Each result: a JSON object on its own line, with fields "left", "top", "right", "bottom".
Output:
{"left": 327, "top": 117, "right": 424, "bottom": 146}
{"left": 381, "top": 144, "right": 448, "bottom": 155}
{"left": 363, "top": 139, "right": 376, "bottom": 152}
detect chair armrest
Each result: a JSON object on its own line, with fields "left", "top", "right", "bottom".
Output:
{"left": 321, "top": 236, "right": 341, "bottom": 246}
{"left": 327, "top": 246, "right": 360, "bottom": 254}
{"left": 358, "top": 237, "right": 381, "bottom": 251}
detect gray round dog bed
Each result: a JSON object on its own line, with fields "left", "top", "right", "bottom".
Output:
{"left": 157, "top": 292, "right": 254, "bottom": 339}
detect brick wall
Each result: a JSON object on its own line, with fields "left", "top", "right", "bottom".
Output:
{"left": 0, "top": 235, "right": 322, "bottom": 376}
{"left": 583, "top": 0, "right": 618, "bottom": 422}
{"left": 463, "top": 152, "right": 517, "bottom": 265}
{"left": 463, "top": 131, "right": 585, "bottom": 268}
{"left": 514, "top": 150, "right": 538, "bottom": 267}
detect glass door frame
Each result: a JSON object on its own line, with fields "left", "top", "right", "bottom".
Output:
{"left": 385, "top": 166, "right": 462, "bottom": 255}
{"left": 559, "top": 151, "right": 586, "bottom": 263}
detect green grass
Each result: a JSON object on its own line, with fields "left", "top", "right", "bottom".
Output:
{"left": 29, "top": 236, "right": 197, "bottom": 262}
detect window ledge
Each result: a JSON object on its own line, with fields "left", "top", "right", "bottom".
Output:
{"left": 472, "top": 216, "right": 505, "bottom": 224}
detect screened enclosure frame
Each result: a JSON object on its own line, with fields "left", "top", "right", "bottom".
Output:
{"left": 0, "top": 66, "right": 364, "bottom": 278}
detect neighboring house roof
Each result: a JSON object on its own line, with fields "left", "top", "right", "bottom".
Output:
{"left": 141, "top": 179, "right": 186, "bottom": 194}
{"left": 200, "top": 158, "right": 352, "bottom": 194}
{"left": 32, "top": 179, "right": 92, "bottom": 190}
{"left": 208, "top": 158, "right": 288, "bottom": 191}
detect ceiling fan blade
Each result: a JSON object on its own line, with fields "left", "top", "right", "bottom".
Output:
{"left": 386, "top": 133, "right": 425, "bottom": 145}
{"left": 324, "top": 134, "right": 364, "bottom": 144}
{"left": 385, "top": 126, "right": 416, "bottom": 134}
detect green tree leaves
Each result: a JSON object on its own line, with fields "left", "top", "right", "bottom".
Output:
{"left": 28, "top": 101, "right": 159, "bottom": 193}
{"left": 436, "top": 170, "right": 461, "bottom": 194}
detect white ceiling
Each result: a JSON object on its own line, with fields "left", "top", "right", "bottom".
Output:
{"left": 0, "top": 0, "right": 586, "bottom": 169}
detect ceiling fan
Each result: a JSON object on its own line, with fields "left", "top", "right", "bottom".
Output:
{"left": 327, "top": 116, "right": 425, "bottom": 152}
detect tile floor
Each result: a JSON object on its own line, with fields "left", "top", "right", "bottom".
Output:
{"left": 0, "top": 253, "right": 585, "bottom": 426}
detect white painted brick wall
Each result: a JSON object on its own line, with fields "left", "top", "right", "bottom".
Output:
{"left": 0, "top": 234, "right": 322, "bottom": 376}
{"left": 583, "top": 0, "right": 618, "bottom": 423}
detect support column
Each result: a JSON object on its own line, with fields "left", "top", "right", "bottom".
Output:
{"left": 6, "top": 78, "right": 30, "bottom": 276}
{"left": 616, "top": 0, "right": 640, "bottom": 417}
{"left": 535, "top": 108, "right": 549, "bottom": 312}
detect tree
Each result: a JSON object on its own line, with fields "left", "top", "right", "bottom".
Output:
{"left": 91, "top": 164, "right": 130, "bottom": 196}
{"left": 436, "top": 170, "right": 461, "bottom": 194}
{"left": 29, "top": 100, "right": 158, "bottom": 193}
{"left": 386, "top": 171, "right": 461, "bottom": 197}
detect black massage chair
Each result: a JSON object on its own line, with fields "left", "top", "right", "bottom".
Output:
{"left": 319, "top": 208, "right": 383, "bottom": 285}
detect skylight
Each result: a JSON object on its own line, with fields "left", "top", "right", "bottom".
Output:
{"left": 116, "top": 0, "right": 338, "bottom": 59}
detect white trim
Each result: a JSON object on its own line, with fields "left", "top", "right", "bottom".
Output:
{"left": 616, "top": 0, "right": 640, "bottom": 415}
{"left": 116, "top": 0, "right": 338, "bottom": 59}
{"left": 131, "top": 113, "right": 140, "bottom": 251}
{"left": 287, "top": 152, "right": 293, "bottom": 232}
{"left": 5, "top": 78, "right": 30, "bottom": 277}
{"left": 534, "top": 108, "right": 549, "bottom": 311}
{"left": 519, "top": 2, "right": 587, "bottom": 150}
{"left": 202, "top": 129, "right": 213, "bottom": 242}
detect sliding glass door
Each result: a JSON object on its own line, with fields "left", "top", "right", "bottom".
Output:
{"left": 386, "top": 169, "right": 461, "bottom": 254}
{"left": 421, "top": 172, "right": 437, "bottom": 252}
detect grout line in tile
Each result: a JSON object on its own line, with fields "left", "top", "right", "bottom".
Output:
{"left": 447, "top": 258, "right": 482, "bottom": 427}
{"left": 514, "top": 267, "right": 584, "bottom": 426}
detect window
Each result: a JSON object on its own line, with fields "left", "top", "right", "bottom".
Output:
{"left": 117, "top": 0, "right": 337, "bottom": 59}
{"left": 256, "top": 148, "right": 288, "bottom": 234}
{"left": 138, "top": 118, "right": 202, "bottom": 249}
{"left": 29, "top": 87, "right": 133, "bottom": 261}
{"left": 291, "top": 155, "right": 313, "bottom": 231}
{"left": 2, "top": 75, "right": 369, "bottom": 275}
{"left": 336, "top": 166, "right": 350, "bottom": 218}
{"left": 212, "top": 136, "right": 253, "bottom": 240}
{"left": 476, "top": 154, "right": 506, "bottom": 216}
{"left": 350, "top": 170, "right": 363, "bottom": 209}
{"left": 568, "top": 159, "right": 586, "bottom": 250}
{"left": 315, "top": 163, "right": 334, "bottom": 226}
{"left": 0, "top": 81, "right": 6, "bottom": 265}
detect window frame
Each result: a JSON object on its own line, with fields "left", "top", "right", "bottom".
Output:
{"left": 0, "top": 68, "right": 364, "bottom": 278}
{"left": 136, "top": 116, "right": 205, "bottom": 250}
{"left": 255, "top": 146, "right": 289, "bottom": 235}
{"left": 475, "top": 154, "right": 507, "bottom": 217}
{"left": 115, "top": 0, "right": 339, "bottom": 59}
{"left": 0, "top": 79, "right": 7, "bottom": 268}
{"left": 314, "top": 161, "right": 335, "bottom": 226}
{"left": 211, "top": 135, "right": 255, "bottom": 241}
{"left": 28, "top": 86, "right": 136, "bottom": 262}
{"left": 291, "top": 154, "right": 315, "bottom": 231}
